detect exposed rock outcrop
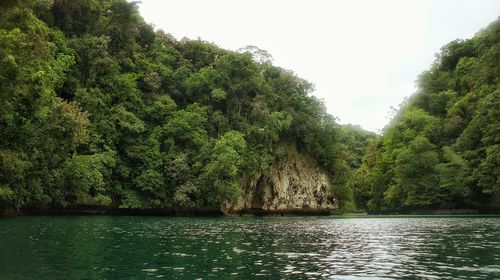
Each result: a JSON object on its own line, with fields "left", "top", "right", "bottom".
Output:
{"left": 230, "top": 144, "right": 337, "bottom": 213}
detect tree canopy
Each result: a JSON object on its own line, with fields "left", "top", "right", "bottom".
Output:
{"left": 0, "top": 0, "right": 368, "bottom": 211}
{"left": 2, "top": 0, "right": 497, "bottom": 214}
{"left": 352, "top": 19, "right": 500, "bottom": 212}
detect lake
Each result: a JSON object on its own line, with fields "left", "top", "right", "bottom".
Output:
{"left": 1, "top": 216, "right": 499, "bottom": 279}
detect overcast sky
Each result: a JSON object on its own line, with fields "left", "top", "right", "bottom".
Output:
{"left": 138, "top": 0, "right": 500, "bottom": 132}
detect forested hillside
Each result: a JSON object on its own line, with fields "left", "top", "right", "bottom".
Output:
{"left": 1, "top": 0, "right": 497, "bottom": 214}
{"left": 0, "top": 0, "right": 372, "bottom": 212}
{"left": 352, "top": 19, "right": 500, "bottom": 212}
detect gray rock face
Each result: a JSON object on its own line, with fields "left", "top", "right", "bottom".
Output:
{"left": 231, "top": 144, "right": 337, "bottom": 212}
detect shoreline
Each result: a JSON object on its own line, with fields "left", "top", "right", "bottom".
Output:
{"left": 0, "top": 207, "right": 335, "bottom": 217}
{"left": 2, "top": 207, "right": 499, "bottom": 217}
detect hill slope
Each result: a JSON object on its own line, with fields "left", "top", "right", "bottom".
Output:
{"left": 353, "top": 19, "right": 500, "bottom": 212}
{"left": 0, "top": 0, "right": 371, "bottom": 212}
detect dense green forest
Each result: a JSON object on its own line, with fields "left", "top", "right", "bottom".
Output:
{"left": 352, "top": 19, "right": 500, "bottom": 212}
{"left": 0, "top": 0, "right": 375, "bottom": 211}
{"left": 0, "top": 0, "right": 498, "bottom": 214}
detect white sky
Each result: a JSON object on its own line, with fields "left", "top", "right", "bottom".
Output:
{"left": 138, "top": 0, "right": 500, "bottom": 132}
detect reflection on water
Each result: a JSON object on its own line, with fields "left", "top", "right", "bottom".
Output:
{"left": 1, "top": 216, "right": 499, "bottom": 279}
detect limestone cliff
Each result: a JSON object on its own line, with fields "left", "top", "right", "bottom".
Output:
{"left": 231, "top": 144, "right": 337, "bottom": 212}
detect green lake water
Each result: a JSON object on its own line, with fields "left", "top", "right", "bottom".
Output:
{"left": 1, "top": 216, "right": 499, "bottom": 279}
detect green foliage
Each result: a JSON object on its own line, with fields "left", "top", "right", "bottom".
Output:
{"left": 339, "top": 124, "right": 376, "bottom": 169}
{"left": 174, "top": 182, "right": 201, "bottom": 209}
{"left": 0, "top": 0, "right": 358, "bottom": 211}
{"left": 119, "top": 189, "right": 144, "bottom": 209}
{"left": 354, "top": 19, "right": 500, "bottom": 211}
{"left": 436, "top": 147, "right": 470, "bottom": 207}
{"left": 3, "top": 0, "right": 498, "bottom": 213}
{"left": 113, "top": 105, "right": 145, "bottom": 133}
{"left": 61, "top": 153, "right": 114, "bottom": 206}
{"left": 0, "top": 186, "right": 15, "bottom": 201}
{"left": 211, "top": 88, "right": 227, "bottom": 102}
{"left": 204, "top": 131, "right": 246, "bottom": 206}
{"left": 393, "top": 136, "right": 439, "bottom": 207}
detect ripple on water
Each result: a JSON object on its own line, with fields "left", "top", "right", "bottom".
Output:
{"left": 0, "top": 216, "right": 500, "bottom": 279}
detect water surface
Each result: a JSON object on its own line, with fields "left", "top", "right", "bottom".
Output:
{"left": 1, "top": 216, "right": 499, "bottom": 279}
